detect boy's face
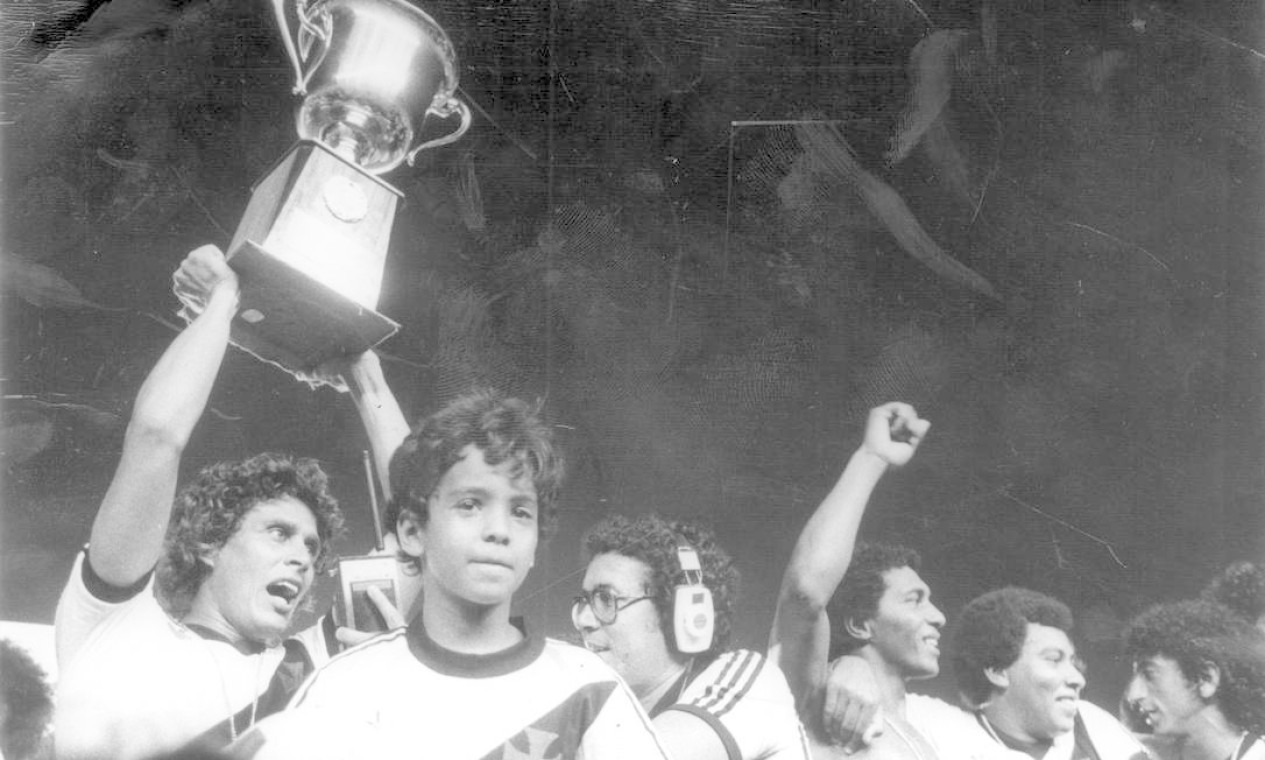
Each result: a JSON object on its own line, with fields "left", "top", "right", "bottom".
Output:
{"left": 1125, "top": 655, "right": 1206, "bottom": 737}
{"left": 403, "top": 445, "right": 539, "bottom": 608}
{"left": 864, "top": 566, "right": 945, "bottom": 679}
{"left": 992, "top": 623, "right": 1085, "bottom": 740}
{"left": 195, "top": 496, "right": 320, "bottom": 644}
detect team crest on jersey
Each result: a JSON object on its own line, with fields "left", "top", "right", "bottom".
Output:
{"left": 480, "top": 681, "right": 617, "bottom": 760}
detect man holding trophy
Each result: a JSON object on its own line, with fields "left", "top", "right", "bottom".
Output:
{"left": 52, "top": 0, "right": 471, "bottom": 756}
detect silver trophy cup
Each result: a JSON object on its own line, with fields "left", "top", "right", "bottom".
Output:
{"left": 220, "top": 0, "right": 471, "bottom": 376}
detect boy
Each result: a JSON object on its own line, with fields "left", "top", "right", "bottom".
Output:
{"left": 238, "top": 390, "right": 671, "bottom": 758}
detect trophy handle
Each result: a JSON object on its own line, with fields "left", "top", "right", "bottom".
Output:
{"left": 405, "top": 98, "right": 473, "bottom": 165}
{"left": 270, "top": 0, "right": 332, "bottom": 96}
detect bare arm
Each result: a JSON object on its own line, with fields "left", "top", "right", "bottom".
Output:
{"left": 341, "top": 352, "right": 410, "bottom": 501}
{"left": 768, "top": 403, "right": 929, "bottom": 713}
{"left": 87, "top": 245, "right": 238, "bottom": 587}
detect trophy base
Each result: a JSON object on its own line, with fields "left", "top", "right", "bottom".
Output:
{"left": 228, "top": 240, "right": 400, "bottom": 376}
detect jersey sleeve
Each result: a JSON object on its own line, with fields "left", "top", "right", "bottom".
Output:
{"left": 662, "top": 649, "right": 810, "bottom": 760}
{"left": 54, "top": 549, "right": 158, "bottom": 669}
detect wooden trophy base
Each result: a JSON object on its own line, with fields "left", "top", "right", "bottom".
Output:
{"left": 226, "top": 141, "right": 403, "bottom": 376}
{"left": 229, "top": 240, "right": 399, "bottom": 376}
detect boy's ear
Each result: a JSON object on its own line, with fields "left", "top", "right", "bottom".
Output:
{"left": 843, "top": 616, "right": 874, "bottom": 642}
{"left": 396, "top": 509, "right": 426, "bottom": 558}
{"left": 1195, "top": 660, "right": 1221, "bottom": 700}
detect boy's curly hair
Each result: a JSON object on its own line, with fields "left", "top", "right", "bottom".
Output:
{"left": 826, "top": 542, "right": 922, "bottom": 660}
{"left": 158, "top": 452, "right": 344, "bottom": 615}
{"left": 950, "top": 587, "right": 1076, "bottom": 706}
{"left": 582, "top": 513, "right": 740, "bottom": 659}
{"left": 387, "top": 389, "right": 564, "bottom": 573}
{"left": 1125, "top": 600, "right": 1265, "bottom": 735}
{"left": 1203, "top": 561, "right": 1265, "bottom": 627}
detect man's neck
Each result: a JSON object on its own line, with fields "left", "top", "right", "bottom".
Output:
{"left": 1178, "top": 708, "right": 1244, "bottom": 760}
{"left": 636, "top": 658, "right": 690, "bottom": 713}
{"left": 981, "top": 700, "right": 1055, "bottom": 747}
{"left": 421, "top": 585, "right": 521, "bottom": 654}
{"left": 856, "top": 647, "right": 911, "bottom": 714}
{"left": 183, "top": 597, "right": 267, "bottom": 651}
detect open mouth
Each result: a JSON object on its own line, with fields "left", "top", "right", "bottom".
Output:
{"left": 582, "top": 640, "right": 608, "bottom": 654}
{"left": 266, "top": 580, "right": 302, "bottom": 604}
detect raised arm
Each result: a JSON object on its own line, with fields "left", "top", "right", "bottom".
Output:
{"left": 86, "top": 245, "right": 238, "bottom": 587}
{"left": 340, "top": 352, "right": 410, "bottom": 501}
{"left": 768, "top": 403, "right": 929, "bottom": 711}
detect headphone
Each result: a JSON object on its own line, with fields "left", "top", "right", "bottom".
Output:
{"left": 672, "top": 539, "right": 715, "bottom": 654}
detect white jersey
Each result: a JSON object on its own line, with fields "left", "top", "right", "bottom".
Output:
{"left": 655, "top": 649, "right": 810, "bottom": 760}
{"left": 237, "top": 620, "right": 673, "bottom": 760}
{"left": 53, "top": 550, "right": 331, "bottom": 760}
{"left": 906, "top": 694, "right": 1151, "bottom": 760}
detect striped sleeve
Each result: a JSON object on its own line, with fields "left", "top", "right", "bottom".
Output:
{"left": 662, "top": 649, "right": 812, "bottom": 760}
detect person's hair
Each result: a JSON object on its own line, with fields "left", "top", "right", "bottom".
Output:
{"left": 826, "top": 542, "right": 922, "bottom": 659}
{"left": 0, "top": 639, "right": 53, "bottom": 760}
{"left": 582, "top": 513, "right": 739, "bottom": 659}
{"left": 387, "top": 389, "right": 564, "bottom": 572}
{"left": 1124, "top": 599, "right": 1265, "bottom": 734}
{"left": 158, "top": 452, "right": 344, "bottom": 615}
{"left": 950, "top": 586, "right": 1076, "bottom": 706}
{"left": 1203, "top": 562, "right": 1265, "bottom": 626}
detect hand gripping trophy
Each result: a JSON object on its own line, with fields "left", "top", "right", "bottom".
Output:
{"left": 212, "top": 0, "right": 471, "bottom": 376}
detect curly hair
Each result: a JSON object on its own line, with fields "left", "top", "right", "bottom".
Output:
{"left": 826, "top": 542, "right": 923, "bottom": 660}
{"left": 582, "top": 513, "right": 739, "bottom": 659}
{"left": 387, "top": 389, "right": 564, "bottom": 573}
{"left": 1, "top": 639, "right": 53, "bottom": 760}
{"left": 949, "top": 587, "right": 1076, "bottom": 706}
{"left": 1124, "top": 600, "right": 1265, "bottom": 735}
{"left": 1203, "top": 562, "right": 1265, "bottom": 627}
{"left": 158, "top": 452, "right": 344, "bottom": 615}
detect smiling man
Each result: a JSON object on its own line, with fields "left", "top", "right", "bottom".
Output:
{"left": 769, "top": 402, "right": 943, "bottom": 760}
{"left": 945, "top": 587, "right": 1146, "bottom": 760}
{"left": 574, "top": 513, "right": 810, "bottom": 759}
{"left": 237, "top": 390, "right": 672, "bottom": 759}
{"left": 53, "top": 246, "right": 346, "bottom": 760}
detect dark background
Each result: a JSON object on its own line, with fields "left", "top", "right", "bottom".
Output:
{"left": 3, "top": 0, "right": 1263, "bottom": 708}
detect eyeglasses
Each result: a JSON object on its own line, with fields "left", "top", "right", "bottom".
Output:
{"left": 571, "top": 588, "right": 653, "bottom": 627}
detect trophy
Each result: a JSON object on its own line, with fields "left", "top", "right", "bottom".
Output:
{"left": 223, "top": 0, "right": 471, "bottom": 375}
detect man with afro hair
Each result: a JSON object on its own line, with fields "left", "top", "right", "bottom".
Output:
{"left": 948, "top": 587, "right": 1146, "bottom": 759}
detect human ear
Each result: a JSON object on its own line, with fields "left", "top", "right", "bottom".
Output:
{"left": 843, "top": 617, "right": 874, "bottom": 642}
{"left": 396, "top": 509, "right": 426, "bottom": 559}
{"left": 985, "top": 667, "right": 1010, "bottom": 691}
{"left": 1195, "top": 661, "right": 1221, "bottom": 700}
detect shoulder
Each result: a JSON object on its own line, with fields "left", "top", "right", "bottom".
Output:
{"left": 681, "top": 649, "right": 793, "bottom": 714}
{"left": 55, "top": 550, "right": 166, "bottom": 667}
{"left": 906, "top": 693, "right": 970, "bottom": 723}
{"left": 291, "top": 629, "right": 409, "bottom": 703}
{"left": 904, "top": 695, "right": 1007, "bottom": 759}
{"left": 1074, "top": 700, "right": 1150, "bottom": 757}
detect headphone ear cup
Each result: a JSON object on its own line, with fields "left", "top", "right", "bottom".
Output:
{"left": 673, "top": 583, "right": 714, "bottom": 654}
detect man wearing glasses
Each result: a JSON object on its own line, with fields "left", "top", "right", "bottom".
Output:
{"left": 573, "top": 513, "right": 811, "bottom": 760}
